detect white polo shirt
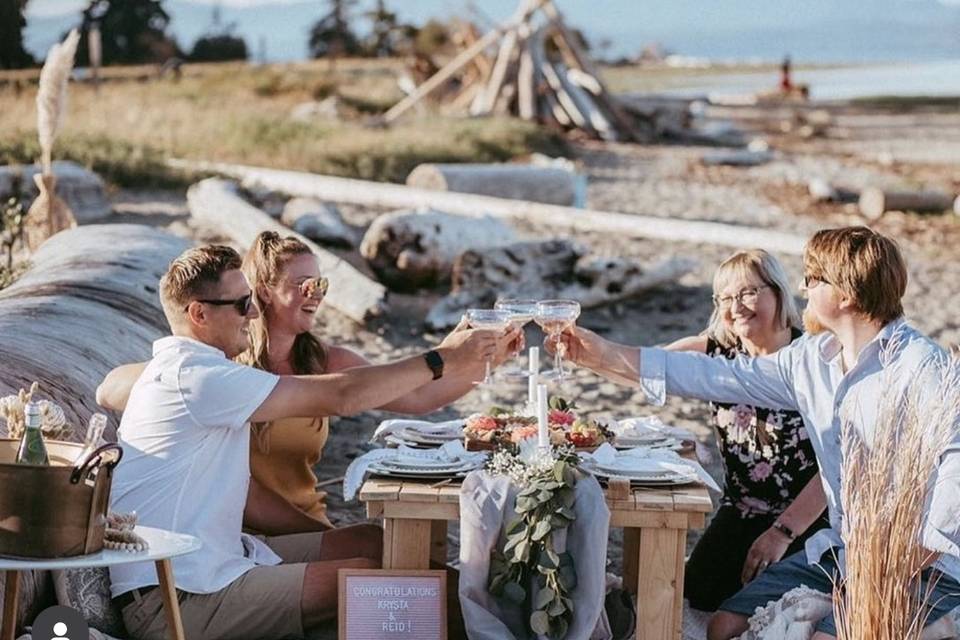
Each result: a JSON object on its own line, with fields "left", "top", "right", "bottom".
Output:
{"left": 109, "top": 336, "right": 281, "bottom": 596}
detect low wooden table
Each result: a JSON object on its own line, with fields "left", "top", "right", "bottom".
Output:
{"left": 359, "top": 475, "right": 711, "bottom": 640}
{"left": 0, "top": 526, "right": 201, "bottom": 640}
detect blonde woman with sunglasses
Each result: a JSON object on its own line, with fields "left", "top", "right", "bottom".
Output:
{"left": 238, "top": 231, "right": 506, "bottom": 528}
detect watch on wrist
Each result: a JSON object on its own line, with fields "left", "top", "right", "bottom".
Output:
{"left": 772, "top": 520, "right": 797, "bottom": 541}
{"left": 424, "top": 350, "right": 444, "bottom": 380}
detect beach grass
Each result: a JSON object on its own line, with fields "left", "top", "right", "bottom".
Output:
{"left": 0, "top": 60, "right": 567, "bottom": 186}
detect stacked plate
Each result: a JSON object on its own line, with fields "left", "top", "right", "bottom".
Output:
{"left": 581, "top": 455, "right": 699, "bottom": 486}
{"left": 368, "top": 450, "right": 483, "bottom": 480}
{"left": 384, "top": 422, "right": 464, "bottom": 449}
{"left": 613, "top": 432, "right": 685, "bottom": 451}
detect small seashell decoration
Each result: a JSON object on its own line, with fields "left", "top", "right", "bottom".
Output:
{"left": 104, "top": 511, "right": 149, "bottom": 553}
{"left": 0, "top": 382, "right": 70, "bottom": 440}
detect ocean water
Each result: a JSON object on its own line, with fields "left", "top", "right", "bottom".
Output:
{"left": 649, "top": 59, "right": 960, "bottom": 101}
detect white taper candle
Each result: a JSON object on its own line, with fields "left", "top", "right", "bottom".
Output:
{"left": 537, "top": 384, "right": 549, "bottom": 448}
{"left": 528, "top": 347, "right": 540, "bottom": 409}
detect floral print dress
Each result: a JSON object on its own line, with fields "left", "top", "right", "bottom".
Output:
{"left": 708, "top": 328, "right": 819, "bottom": 519}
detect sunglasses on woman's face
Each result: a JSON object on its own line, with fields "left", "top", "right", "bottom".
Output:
{"left": 186, "top": 293, "right": 253, "bottom": 316}
{"left": 298, "top": 277, "right": 329, "bottom": 300}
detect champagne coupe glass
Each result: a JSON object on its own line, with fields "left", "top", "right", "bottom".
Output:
{"left": 465, "top": 308, "right": 513, "bottom": 385}
{"left": 534, "top": 300, "right": 581, "bottom": 383}
{"left": 493, "top": 298, "right": 538, "bottom": 379}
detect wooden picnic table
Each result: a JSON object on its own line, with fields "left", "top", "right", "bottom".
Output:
{"left": 359, "top": 469, "right": 712, "bottom": 640}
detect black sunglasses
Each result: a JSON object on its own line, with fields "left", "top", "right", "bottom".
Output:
{"left": 185, "top": 293, "right": 253, "bottom": 316}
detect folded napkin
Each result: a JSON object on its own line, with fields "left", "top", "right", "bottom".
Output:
{"left": 584, "top": 443, "right": 720, "bottom": 491}
{"left": 343, "top": 440, "right": 484, "bottom": 501}
{"left": 370, "top": 418, "right": 465, "bottom": 444}
{"left": 615, "top": 415, "right": 697, "bottom": 442}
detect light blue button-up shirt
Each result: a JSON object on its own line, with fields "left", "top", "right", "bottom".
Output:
{"left": 639, "top": 318, "right": 960, "bottom": 581}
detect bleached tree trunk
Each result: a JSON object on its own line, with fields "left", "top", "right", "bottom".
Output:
{"left": 0, "top": 224, "right": 189, "bottom": 441}
{"left": 858, "top": 187, "right": 955, "bottom": 220}
{"left": 168, "top": 160, "right": 809, "bottom": 257}
{"left": 359, "top": 209, "right": 517, "bottom": 291}
{"left": 406, "top": 163, "right": 580, "bottom": 206}
{"left": 424, "top": 239, "right": 696, "bottom": 329}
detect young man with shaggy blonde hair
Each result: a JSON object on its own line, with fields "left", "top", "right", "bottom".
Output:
{"left": 553, "top": 227, "right": 960, "bottom": 640}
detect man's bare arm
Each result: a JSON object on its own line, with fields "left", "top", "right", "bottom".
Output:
{"left": 96, "top": 362, "right": 148, "bottom": 411}
{"left": 249, "top": 328, "right": 507, "bottom": 423}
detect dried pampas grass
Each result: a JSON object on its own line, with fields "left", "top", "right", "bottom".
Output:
{"left": 834, "top": 342, "right": 960, "bottom": 640}
{"left": 37, "top": 29, "right": 80, "bottom": 175}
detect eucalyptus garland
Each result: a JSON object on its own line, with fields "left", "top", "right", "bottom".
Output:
{"left": 488, "top": 443, "right": 581, "bottom": 639}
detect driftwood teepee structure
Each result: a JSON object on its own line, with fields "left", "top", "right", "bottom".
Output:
{"left": 384, "top": 0, "right": 652, "bottom": 142}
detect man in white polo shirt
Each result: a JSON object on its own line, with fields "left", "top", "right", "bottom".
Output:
{"left": 106, "top": 244, "right": 513, "bottom": 640}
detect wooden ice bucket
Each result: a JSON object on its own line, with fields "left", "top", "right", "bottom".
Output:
{"left": 0, "top": 439, "right": 122, "bottom": 558}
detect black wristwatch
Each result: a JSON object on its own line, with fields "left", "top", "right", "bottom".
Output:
{"left": 772, "top": 520, "right": 797, "bottom": 541}
{"left": 424, "top": 350, "right": 444, "bottom": 380}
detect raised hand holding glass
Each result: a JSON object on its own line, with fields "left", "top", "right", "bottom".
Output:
{"left": 493, "top": 298, "right": 538, "bottom": 379}
{"left": 534, "top": 299, "right": 581, "bottom": 383}
{"left": 464, "top": 308, "right": 512, "bottom": 385}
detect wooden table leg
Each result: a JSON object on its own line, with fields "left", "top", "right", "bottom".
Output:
{"left": 1, "top": 571, "right": 18, "bottom": 640}
{"left": 382, "top": 518, "right": 432, "bottom": 570}
{"left": 634, "top": 527, "right": 685, "bottom": 640}
{"left": 622, "top": 528, "right": 640, "bottom": 596}
{"left": 155, "top": 559, "right": 185, "bottom": 640}
{"left": 430, "top": 520, "right": 448, "bottom": 567}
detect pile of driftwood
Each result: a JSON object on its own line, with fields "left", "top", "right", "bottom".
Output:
{"left": 384, "top": 0, "right": 650, "bottom": 142}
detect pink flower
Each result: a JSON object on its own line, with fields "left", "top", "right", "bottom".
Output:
{"left": 467, "top": 415, "right": 498, "bottom": 432}
{"left": 732, "top": 405, "right": 755, "bottom": 429}
{"left": 549, "top": 409, "right": 575, "bottom": 427}
{"left": 749, "top": 462, "right": 773, "bottom": 482}
{"left": 509, "top": 425, "right": 539, "bottom": 443}
{"left": 739, "top": 496, "right": 772, "bottom": 515}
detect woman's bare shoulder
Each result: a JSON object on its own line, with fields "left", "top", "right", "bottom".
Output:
{"left": 324, "top": 344, "right": 370, "bottom": 371}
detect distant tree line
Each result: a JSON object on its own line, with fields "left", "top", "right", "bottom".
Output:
{"left": 0, "top": 0, "right": 469, "bottom": 69}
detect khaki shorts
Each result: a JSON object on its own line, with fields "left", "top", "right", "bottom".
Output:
{"left": 121, "top": 531, "right": 325, "bottom": 640}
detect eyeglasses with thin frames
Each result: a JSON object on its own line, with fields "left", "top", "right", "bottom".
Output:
{"left": 185, "top": 293, "right": 253, "bottom": 316}
{"left": 800, "top": 275, "right": 831, "bottom": 290}
{"left": 712, "top": 285, "right": 770, "bottom": 309}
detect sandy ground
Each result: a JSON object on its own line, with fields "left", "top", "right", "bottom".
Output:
{"left": 102, "top": 101, "right": 959, "bottom": 638}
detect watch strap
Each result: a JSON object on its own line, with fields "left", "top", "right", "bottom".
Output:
{"left": 772, "top": 520, "right": 797, "bottom": 541}
{"left": 424, "top": 350, "right": 444, "bottom": 380}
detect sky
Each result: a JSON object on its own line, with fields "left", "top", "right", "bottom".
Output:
{"left": 23, "top": 0, "right": 960, "bottom": 64}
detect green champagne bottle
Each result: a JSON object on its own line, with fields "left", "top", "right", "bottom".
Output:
{"left": 16, "top": 401, "right": 49, "bottom": 465}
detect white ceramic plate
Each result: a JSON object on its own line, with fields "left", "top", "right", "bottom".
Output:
{"left": 399, "top": 427, "right": 463, "bottom": 445}
{"left": 379, "top": 458, "right": 473, "bottom": 472}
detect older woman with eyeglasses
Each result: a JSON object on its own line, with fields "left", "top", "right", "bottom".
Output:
{"left": 665, "top": 249, "right": 829, "bottom": 612}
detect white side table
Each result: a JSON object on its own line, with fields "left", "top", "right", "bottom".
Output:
{"left": 0, "top": 526, "right": 201, "bottom": 640}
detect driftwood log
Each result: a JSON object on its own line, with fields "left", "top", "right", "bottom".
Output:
{"left": 280, "top": 197, "right": 358, "bottom": 248}
{"left": 406, "top": 163, "right": 582, "bottom": 207}
{"left": 170, "top": 160, "right": 809, "bottom": 256}
{"left": 186, "top": 178, "right": 387, "bottom": 323}
{"left": 359, "top": 209, "right": 517, "bottom": 292}
{"left": 858, "top": 187, "right": 955, "bottom": 221}
{"left": 425, "top": 239, "right": 696, "bottom": 329}
{"left": 807, "top": 179, "right": 859, "bottom": 204}
{"left": 0, "top": 224, "right": 188, "bottom": 441}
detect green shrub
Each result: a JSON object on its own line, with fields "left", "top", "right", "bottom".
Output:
{"left": 0, "top": 131, "right": 194, "bottom": 189}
